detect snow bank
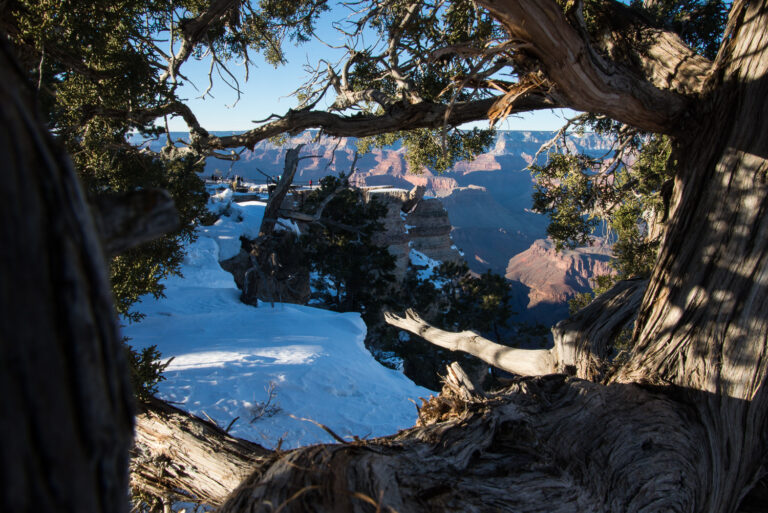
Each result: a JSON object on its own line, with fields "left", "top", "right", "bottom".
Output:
{"left": 409, "top": 247, "right": 443, "bottom": 282}
{"left": 123, "top": 197, "right": 430, "bottom": 449}
{"left": 366, "top": 187, "right": 408, "bottom": 194}
{"left": 198, "top": 199, "right": 266, "bottom": 261}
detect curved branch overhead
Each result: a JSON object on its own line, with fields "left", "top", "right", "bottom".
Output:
{"left": 154, "top": 0, "right": 714, "bottom": 157}
{"left": 96, "top": 93, "right": 554, "bottom": 160}
{"left": 474, "top": 0, "right": 709, "bottom": 133}
{"left": 198, "top": 92, "right": 556, "bottom": 153}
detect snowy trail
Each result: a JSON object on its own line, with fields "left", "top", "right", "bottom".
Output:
{"left": 123, "top": 193, "right": 430, "bottom": 448}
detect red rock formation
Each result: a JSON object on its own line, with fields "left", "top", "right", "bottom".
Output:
{"left": 505, "top": 238, "right": 614, "bottom": 313}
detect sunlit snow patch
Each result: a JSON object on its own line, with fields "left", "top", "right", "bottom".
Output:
{"left": 409, "top": 248, "right": 443, "bottom": 282}
{"left": 123, "top": 194, "right": 430, "bottom": 449}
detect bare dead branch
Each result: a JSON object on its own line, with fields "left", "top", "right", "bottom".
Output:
{"left": 383, "top": 309, "right": 556, "bottom": 376}
{"left": 160, "top": 0, "right": 240, "bottom": 85}
{"left": 92, "top": 189, "right": 179, "bottom": 256}
{"left": 258, "top": 145, "right": 305, "bottom": 240}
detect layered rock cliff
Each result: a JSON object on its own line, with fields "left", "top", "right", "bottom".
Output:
{"left": 365, "top": 187, "right": 463, "bottom": 280}
{"left": 505, "top": 238, "right": 614, "bottom": 325}
{"left": 365, "top": 188, "right": 412, "bottom": 279}
{"left": 406, "top": 198, "right": 461, "bottom": 264}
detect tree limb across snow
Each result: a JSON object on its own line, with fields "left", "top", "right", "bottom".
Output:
{"left": 383, "top": 309, "right": 557, "bottom": 376}
{"left": 132, "top": 397, "right": 271, "bottom": 507}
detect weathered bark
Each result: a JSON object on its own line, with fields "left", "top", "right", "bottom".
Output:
{"left": 611, "top": 2, "right": 768, "bottom": 510}
{"left": 553, "top": 278, "right": 648, "bottom": 382}
{"left": 125, "top": 369, "right": 734, "bottom": 512}
{"left": 596, "top": 1, "right": 712, "bottom": 96}
{"left": 218, "top": 375, "right": 709, "bottom": 513}
{"left": 0, "top": 39, "right": 134, "bottom": 512}
{"left": 256, "top": 145, "right": 304, "bottom": 240}
{"left": 131, "top": 397, "right": 271, "bottom": 507}
{"left": 241, "top": 145, "right": 311, "bottom": 305}
{"left": 475, "top": 0, "right": 707, "bottom": 133}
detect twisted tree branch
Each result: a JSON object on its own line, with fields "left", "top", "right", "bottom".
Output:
{"left": 475, "top": 0, "right": 709, "bottom": 133}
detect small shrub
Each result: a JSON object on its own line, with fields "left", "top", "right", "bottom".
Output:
{"left": 569, "top": 292, "right": 594, "bottom": 315}
{"left": 126, "top": 342, "right": 172, "bottom": 402}
{"left": 249, "top": 381, "right": 281, "bottom": 422}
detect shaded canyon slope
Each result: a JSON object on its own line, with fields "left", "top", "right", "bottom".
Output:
{"left": 157, "top": 130, "right": 615, "bottom": 325}
{"left": 505, "top": 239, "right": 614, "bottom": 325}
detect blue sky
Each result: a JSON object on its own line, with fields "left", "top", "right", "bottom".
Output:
{"left": 167, "top": 8, "right": 575, "bottom": 133}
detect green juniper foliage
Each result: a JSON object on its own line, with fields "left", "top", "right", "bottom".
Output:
{"left": 301, "top": 175, "right": 397, "bottom": 317}
{"left": 630, "top": 0, "right": 728, "bottom": 60}
{"left": 431, "top": 262, "right": 514, "bottom": 340}
{"left": 5, "top": 0, "right": 327, "bottom": 318}
{"left": 536, "top": 128, "right": 675, "bottom": 314}
{"left": 358, "top": 128, "right": 495, "bottom": 174}
{"left": 84, "top": 145, "right": 208, "bottom": 322}
{"left": 4, "top": 0, "right": 328, "bottom": 399}
{"left": 538, "top": 0, "right": 727, "bottom": 316}
{"left": 319, "top": 0, "right": 500, "bottom": 169}
{"left": 529, "top": 109, "right": 681, "bottom": 317}
{"left": 532, "top": 152, "right": 604, "bottom": 251}
{"left": 534, "top": 127, "right": 675, "bottom": 275}
{"left": 126, "top": 343, "right": 172, "bottom": 401}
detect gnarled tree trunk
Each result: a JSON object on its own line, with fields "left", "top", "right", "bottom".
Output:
{"left": 612, "top": 3, "right": 768, "bottom": 507}
{"left": 241, "top": 145, "right": 311, "bottom": 305}
{"left": 0, "top": 39, "right": 134, "bottom": 512}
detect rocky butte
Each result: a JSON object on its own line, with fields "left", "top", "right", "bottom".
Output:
{"left": 363, "top": 186, "right": 463, "bottom": 281}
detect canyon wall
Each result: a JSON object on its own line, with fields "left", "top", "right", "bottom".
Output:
{"left": 505, "top": 239, "right": 614, "bottom": 325}
{"left": 365, "top": 188, "right": 463, "bottom": 281}
{"left": 150, "top": 130, "right": 616, "bottom": 326}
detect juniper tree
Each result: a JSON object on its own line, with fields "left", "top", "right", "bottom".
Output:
{"left": 301, "top": 175, "right": 396, "bottom": 316}
{"left": 1, "top": 0, "right": 327, "bottom": 318}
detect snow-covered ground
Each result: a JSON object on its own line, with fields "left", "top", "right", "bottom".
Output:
{"left": 409, "top": 247, "right": 443, "bottom": 281}
{"left": 123, "top": 192, "right": 431, "bottom": 449}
